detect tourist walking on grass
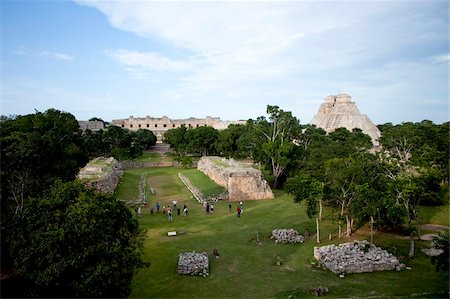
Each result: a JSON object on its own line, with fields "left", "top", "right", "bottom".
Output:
{"left": 236, "top": 206, "right": 241, "bottom": 218}
{"left": 206, "top": 203, "right": 210, "bottom": 214}
{"left": 162, "top": 206, "right": 166, "bottom": 214}
{"left": 137, "top": 206, "right": 142, "bottom": 218}
{"left": 150, "top": 206, "right": 154, "bottom": 215}
{"left": 228, "top": 203, "right": 232, "bottom": 212}
{"left": 210, "top": 203, "right": 214, "bottom": 213}
{"left": 177, "top": 207, "right": 181, "bottom": 216}
{"left": 184, "top": 207, "right": 188, "bottom": 217}
{"left": 156, "top": 202, "right": 160, "bottom": 213}
{"left": 239, "top": 201, "right": 244, "bottom": 213}
{"left": 168, "top": 208, "right": 172, "bottom": 221}
{"left": 172, "top": 199, "right": 177, "bottom": 209}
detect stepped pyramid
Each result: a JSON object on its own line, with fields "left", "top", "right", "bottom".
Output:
{"left": 310, "top": 94, "right": 381, "bottom": 146}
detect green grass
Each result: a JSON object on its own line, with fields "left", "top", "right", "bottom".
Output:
{"left": 420, "top": 199, "right": 450, "bottom": 226}
{"left": 115, "top": 167, "right": 449, "bottom": 298}
{"left": 180, "top": 169, "right": 226, "bottom": 197}
{"left": 135, "top": 151, "right": 162, "bottom": 162}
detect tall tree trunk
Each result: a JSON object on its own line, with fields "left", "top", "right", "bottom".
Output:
{"left": 338, "top": 221, "right": 342, "bottom": 239}
{"left": 408, "top": 230, "right": 415, "bottom": 257}
{"left": 316, "top": 217, "right": 320, "bottom": 243}
{"left": 346, "top": 215, "right": 352, "bottom": 236}
{"left": 319, "top": 198, "right": 323, "bottom": 221}
{"left": 370, "top": 216, "right": 374, "bottom": 245}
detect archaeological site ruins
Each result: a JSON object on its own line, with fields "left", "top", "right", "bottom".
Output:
{"left": 310, "top": 94, "right": 382, "bottom": 146}
{"left": 77, "top": 157, "right": 123, "bottom": 194}
{"left": 111, "top": 116, "right": 245, "bottom": 142}
{"left": 197, "top": 156, "right": 274, "bottom": 201}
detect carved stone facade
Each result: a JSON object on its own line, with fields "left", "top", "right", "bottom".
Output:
{"left": 197, "top": 156, "right": 274, "bottom": 201}
{"left": 111, "top": 116, "right": 245, "bottom": 142}
{"left": 310, "top": 94, "right": 381, "bottom": 146}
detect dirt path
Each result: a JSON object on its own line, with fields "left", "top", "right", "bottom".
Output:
{"left": 420, "top": 224, "right": 450, "bottom": 231}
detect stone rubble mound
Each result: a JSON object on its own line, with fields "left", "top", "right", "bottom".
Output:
{"left": 272, "top": 229, "right": 305, "bottom": 244}
{"left": 177, "top": 252, "right": 209, "bottom": 277}
{"left": 314, "top": 240, "right": 405, "bottom": 274}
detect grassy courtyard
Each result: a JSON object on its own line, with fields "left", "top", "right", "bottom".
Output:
{"left": 115, "top": 167, "right": 449, "bottom": 298}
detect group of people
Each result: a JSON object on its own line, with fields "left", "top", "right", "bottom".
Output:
{"left": 143, "top": 200, "right": 189, "bottom": 221}
{"left": 202, "top": 201, "right": 215, "bottom": 214}
{"left": 137, "top": 200, "right": 245, "bottom": 220}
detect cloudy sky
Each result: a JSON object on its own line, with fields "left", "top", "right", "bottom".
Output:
{"left": 1, "top": 0, "right": 448, "bottom": 124}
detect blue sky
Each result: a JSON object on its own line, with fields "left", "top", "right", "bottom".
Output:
{"left": 1, "top": 0, "right": 448, "bottom": 124}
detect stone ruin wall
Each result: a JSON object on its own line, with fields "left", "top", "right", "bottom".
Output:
{"left": 78, "top": 120, "right": 104, "bottom": 132}
{"left": 78, "top": 157, "right": 123, "bottom": 194}
{"left": 197, "top": 156, "right": 274, "bottom": 201}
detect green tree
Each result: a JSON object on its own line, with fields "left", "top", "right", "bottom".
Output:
{"left": 431, "top": 232, "right": 449, "bottom": 272}
{"left": 217, "top": 124, "right": 246, "bottom": 158}
{"left": 164, "top": 126, "right": 188, "bottom": 154}
{"left": 285, "top": 174, "right": 323, "bottom": 243}
{"left": 255, "top": 105, "right": 301, "bottom": 188}
{"left": 8, "top": 181, "right": 148, "bottom": 297}
{"left": 1, "top": 109, "right": 87, "bottom": 215}
{"left": 134, "top": 129, "right": 157, "bottom": 150}
{"left": 186, "top": 126, "right": 219, "bottom": 156}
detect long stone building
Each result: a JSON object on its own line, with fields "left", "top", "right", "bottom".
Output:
{"left": 111, "top": 116, "right": 245, "bottom": 142}
{"left": 310, "top": 94, "right": 381, "bottom": 146}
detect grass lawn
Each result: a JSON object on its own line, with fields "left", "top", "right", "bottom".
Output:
{"left": 115, "top": 167, "right": 449, "bottom": 298}
{"left": 180, "top": 169, "right": 226, "bottom": 197}
{"left": 135, "top": 151, "right": 163, "bottom": 162}
{"left": 420, "top": 196, "right": 450, "bottom": 227}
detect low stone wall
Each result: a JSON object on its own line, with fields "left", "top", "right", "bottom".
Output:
{"left": 177, "top": 252, "right": 209, "bottom": 277}
{"left": 178, "top": 173, "right": 204, "bottom": 203}
{"left": 197, "top": 156, "right": 274, "bottom": 201}
{"left": 272, "top": 229, "right": 305, "bottom": 244}
{"left": 178, "top": 173, "right": 228, "bottom": 203}
{"left": 314, "top": 240, "right": 405, "bottom": 274}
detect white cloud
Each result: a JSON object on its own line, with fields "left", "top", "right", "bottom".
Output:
{"left": 107, "top": 49, "right": 194, "bottom": 72}
{"left": 13, "top": 49, "right": 74, "bottom": 60}
{"left": 39, "top": 51, "right": 74, "bottom": 61}
{"left": 432, "top": 54, "right": 450, "bottom": 63}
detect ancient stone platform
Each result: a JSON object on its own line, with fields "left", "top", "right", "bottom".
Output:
{"left": 78, "top": 157, "right": 123, "bottom": 194}
{"left": 197, "top": 156, "right": 274, "bottom": 201}
{"left": 314, "top": 240, "right": 405, "bottom": 274}
{"left": 177, "top": 252, "right": 209, "bottom": 277}
{"left": 310, "top": 94, "right": 381, "bottom": 146}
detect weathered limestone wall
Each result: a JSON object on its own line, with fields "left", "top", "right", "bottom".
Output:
{"left": 78, "top": 120, "right": 104, "bottom": 132}
{"left": 310, "top": 94, "right": 381, "bottom": 146}
{"left": 78, "top": 157, "right": 123, "bottom": 194}
{"left": 197, "top": 156, "right": 274, "bottom": 201}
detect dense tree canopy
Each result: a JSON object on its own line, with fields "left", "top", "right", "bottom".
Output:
{"left": 8, "top": 181, "right": 148, "bottom": 297}
{"left": 1, "top": 109, "right": 88, "bottom": 216}
{"left": 1, "top": 110, "right": 150, "bottom": 297}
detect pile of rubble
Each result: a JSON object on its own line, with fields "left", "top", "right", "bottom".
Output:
{"left": 272, "top": 229, "right": 305, "bottom": 244}
{"left": 314, "top": 240, "right": 405, "bottom": 274}
{"left": 177, "top": 252, "right": 209, "bottom": 277}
